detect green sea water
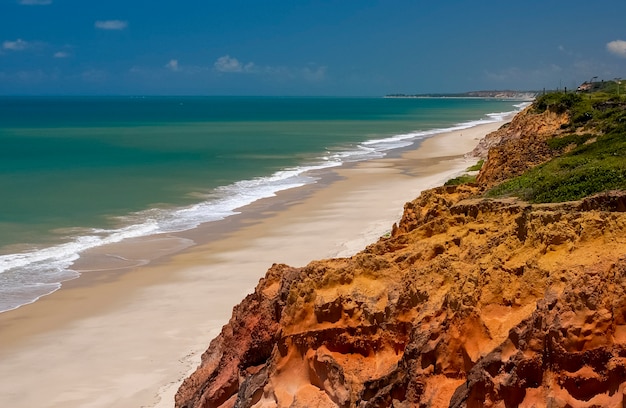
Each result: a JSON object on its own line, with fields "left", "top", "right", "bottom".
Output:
{"left": 0, "top": 96, "right": 525, "bottom": 311}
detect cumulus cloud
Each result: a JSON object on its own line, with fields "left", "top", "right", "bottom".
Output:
{"left": 607, "top": 40, "right": 626, "bottom": 58}
{"left": 3, "top": 38, "right": 30, "bottom": 51}
{"left": 165, "top": 59, "right": 179, "bottom": 72}
{"left": 18, "top": 0, "right": 52, "bottom": 5}
{"left": 53, "top": 51, "right": 70, "bottom": 58}
{"left": 95, "top": 20, "right": 128, "bottom": 30}
{"left": 214, "top": 55, "right": 255, "bottom": 73}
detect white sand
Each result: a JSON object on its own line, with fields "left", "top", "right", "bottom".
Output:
{"left": 0, "top": 120, "right": 505, "bottom": 408}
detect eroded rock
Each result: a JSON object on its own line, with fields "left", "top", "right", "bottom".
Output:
{"left": 176, "top": 187, "right": 626, "bottom": 408}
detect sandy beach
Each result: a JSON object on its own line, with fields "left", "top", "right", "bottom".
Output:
{"left": 0, "top": 119, "right": 506, "bottom": 407}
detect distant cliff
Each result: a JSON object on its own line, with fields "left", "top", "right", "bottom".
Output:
{"left": 385, "top": 91, "right": 537, "bottom": 100}
{"left": 176, "top": 94, "right": 626, "bottom": 408}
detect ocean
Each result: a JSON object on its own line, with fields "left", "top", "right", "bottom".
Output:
{"left": 0, "top": 96, "right": 525, "bottom": 312}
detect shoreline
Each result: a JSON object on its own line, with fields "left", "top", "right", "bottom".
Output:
{"left": 0, "top": 106, "right": 519, "bottom": 316}
{"left": 0, "top": 118, "right": 508, "bottom": 407}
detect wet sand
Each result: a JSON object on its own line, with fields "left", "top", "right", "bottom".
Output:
{"left": 0, "top": 120, "right": 506, "bottom": 408}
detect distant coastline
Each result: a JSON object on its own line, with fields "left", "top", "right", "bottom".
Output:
{"left": 385, "top": 90, "right": 538, "bottom": 100}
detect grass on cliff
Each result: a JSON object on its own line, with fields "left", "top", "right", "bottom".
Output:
{"left": 445, "top": 174, "right": 476, "bottom": 186}
{"left": 487, "top": 91, "right": 626, "bottom": 203}
{"left": 466, "top": 159, "right": 484, "bottom": 172}
{"left": 444, "top": 160, "right": 484, "bottom": 186}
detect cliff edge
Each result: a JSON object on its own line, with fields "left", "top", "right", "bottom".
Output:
{"left": 176, "top": 94, "right": 626, "bottom": 408}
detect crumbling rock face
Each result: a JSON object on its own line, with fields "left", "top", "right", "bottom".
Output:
{"left": 175, "top": 263, "right": 298, "bottom": 408}
{"left": 175, "top": 187, "right": 626, "bottom": 408}
{"left": 450, "top": 257, "right": 626, "bottom": 408}
{"left": 472, "top": 106, "right": 570, "bottom": 188}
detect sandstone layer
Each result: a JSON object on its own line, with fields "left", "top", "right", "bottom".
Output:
{"left": 176, "top": 106, "right": 626, "bottom": 408}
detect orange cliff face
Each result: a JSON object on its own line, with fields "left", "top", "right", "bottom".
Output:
{"left": 175, "top": 184, "right": 626, "bottom": 408}
{"left": 175, "top": 106, "right": 626, "bottom": 408}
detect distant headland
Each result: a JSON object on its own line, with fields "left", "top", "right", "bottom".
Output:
{"left": 385, "top": 90, "right": 538, "bottom": 100}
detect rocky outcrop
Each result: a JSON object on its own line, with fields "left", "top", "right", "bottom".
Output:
{"left": 472, "top": 106, "right": 569, "bottom": 188}
{"left": 176, "top": 184, "right": 626, "bottom": 408}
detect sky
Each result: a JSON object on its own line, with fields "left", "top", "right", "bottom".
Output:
{"left": 1, "top": 0, "right": 625, "bottom": 96}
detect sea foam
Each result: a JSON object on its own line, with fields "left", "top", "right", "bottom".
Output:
{"left": 0, "top": 105, "right": 522, "bottom": 313}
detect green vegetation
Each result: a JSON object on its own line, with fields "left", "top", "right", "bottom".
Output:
{"left": 443, "top": 160, "right": 484, "bottom": 186}
{"left": 487, "top": 89, "right": 626, "bottom": 203}
{"left": 533, "top": 92, "right": 583, "bottom": 115}
{"left": 466, "top": 159, "right": 484, "bottom": 172}
{"left": 546, "top": 133, "right": 595, "bottom": 151}
{"left": 445, "top": 174, "right": 476, "bottom": 186}
{"left": 487, "top": 150, "right": 626, "bottom": 203}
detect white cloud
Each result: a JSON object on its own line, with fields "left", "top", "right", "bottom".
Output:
{"left": 53, "top": 51, "right": 70, "bottom": 58}
{"left": 607, "top": 40, "right": 626, "bottom": 58}
{"left": 165, "top": 59, "right": 179, "bottom": 72}
{"left": 3, "top": 39, "right": 29, "bottom": 51}
{"left": 213, "top": 55, "right": 329, "bottom": 84}
{"left": 18, "top": 0, "right": 52, "bottom": 5}
{"left": 214, "top": 55, "right": 255, "bottom": 73}
{"left": 95, "top": 20, "right": 128, "bottom": 30}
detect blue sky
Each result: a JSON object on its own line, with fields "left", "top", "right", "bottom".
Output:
{"left": 1, "top": 0, "right": 625, "bottom": 95}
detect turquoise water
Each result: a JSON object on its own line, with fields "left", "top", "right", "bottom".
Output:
{"left": 0, "top": 96, "right": 524, "bottom": 311}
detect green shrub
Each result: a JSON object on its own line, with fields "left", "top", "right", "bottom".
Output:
{"left": 487, "top": 90, "right": 626, "bottom": 203}
{"left": 445, "top": 174, "right": 476, "bottom": 186}
{"left": 546, "top": 134, "right": 594, "bottom": 151}
{"left": 534, "top": 92, "right": 583, "bottom": 114}
{"left": 466, "top": 160, "right": 484, "bottom": 172}
{"left": 487, "top": 131, "right": 626, "bottom": 203}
